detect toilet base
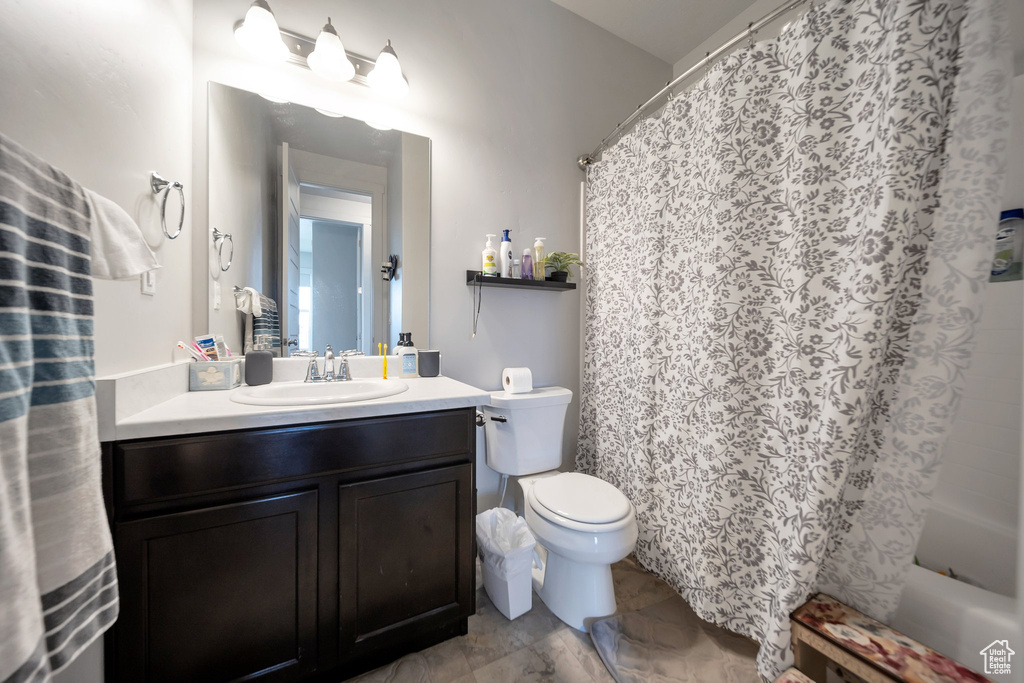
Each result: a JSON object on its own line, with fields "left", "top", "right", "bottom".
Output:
{"left": 532, "top": 543, "right": 617, "bottom": 632}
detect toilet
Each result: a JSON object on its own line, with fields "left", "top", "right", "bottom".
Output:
{"left": 483, "top": 387, "right": 638, "bottom": 631}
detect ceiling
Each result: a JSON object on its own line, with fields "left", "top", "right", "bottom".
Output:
{"left": 551, "top": 0, "right": 759, "bottom": 66}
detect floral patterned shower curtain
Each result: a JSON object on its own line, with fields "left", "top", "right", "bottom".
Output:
{"left": 577, "top": 0, "right": 1011, "bottom": 677}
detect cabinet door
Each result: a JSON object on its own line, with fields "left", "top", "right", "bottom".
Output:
{"left": 338, "top": 464, "right": 474, "bottom": 664}
{"left": 114, "top": 490, "right": 318, "bottom": 683}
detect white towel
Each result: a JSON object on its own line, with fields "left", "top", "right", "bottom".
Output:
{"left": 85, "top": 188, "right": 159, "bottom": 280}
{"left": 234, "top": 286, "right": 262, "bottom": 317}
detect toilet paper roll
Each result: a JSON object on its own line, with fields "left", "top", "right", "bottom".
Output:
{"left": 502, "top": 367, "right": 533, "bottom": 394}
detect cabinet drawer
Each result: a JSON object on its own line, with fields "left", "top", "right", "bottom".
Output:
{"left": 115, "top": 409, "right": 474, "bottom": 504}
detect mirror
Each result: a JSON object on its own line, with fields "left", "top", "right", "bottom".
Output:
{"left": 206, "top": 82, "right": 430, "bottom": 357}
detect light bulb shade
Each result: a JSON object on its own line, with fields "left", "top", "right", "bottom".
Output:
{"left": 307, "top": 18, "right": 355, "bottom": 82}
{"left": 367, "top": 40, "right": 409, "bottom": 98}
{"left": 258, "top": 93, "right": 289, "bottom": 104}
{"left": 365, "top": 117, "right": 393, "bottom": 131}
{"left": 234, "top": 0, "right": 289, "bottom": 62}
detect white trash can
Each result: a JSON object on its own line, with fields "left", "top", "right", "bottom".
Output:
{"left": 476, "top": 507, "right": 536, "bottom": 620}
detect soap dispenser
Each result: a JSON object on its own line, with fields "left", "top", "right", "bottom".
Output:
{"left": 245, "top": 334, "right": 273, "bottom": 386}
{"left": 394, "top": 332, "right": 418, "bottom": 378}
{"left": 500, "top": 229, "right": 513, "bottom": 278}
{"left": 532, "top": 237, "right": 547, "bottom": 280}
{"left": 482, "top": 234, "right": 498, "bottom": 276}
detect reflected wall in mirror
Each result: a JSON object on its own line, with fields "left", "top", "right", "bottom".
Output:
{"left": 206, "top": 82, "right": 430, "bottom": 357}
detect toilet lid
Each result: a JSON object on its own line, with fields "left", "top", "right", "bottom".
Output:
{"left": 532, "top": 472, "right": 631, "bottom": 525}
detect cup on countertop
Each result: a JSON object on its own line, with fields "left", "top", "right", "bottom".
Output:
{"left": 418, "top": 350, "right": 441, "bottom": 377}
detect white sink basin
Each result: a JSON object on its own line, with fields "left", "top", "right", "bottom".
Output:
{"left": 231, "top": 379, "right": 409, "bottom": 406}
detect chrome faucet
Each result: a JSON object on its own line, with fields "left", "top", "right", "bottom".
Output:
{"left": 301, "top": 346, "right": 361, "bottom": 382}
{"left": 323, "top": 345, "right": 336, "bottom": 381}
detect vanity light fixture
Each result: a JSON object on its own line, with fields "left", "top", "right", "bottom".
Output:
{"left": 367, "top": 40, "right": 409, "bottom": 99}
{"left": 234, "top": 0, "right": 289, "bottom": 61}
{"left": 232, "top": 4, "right": 411, "bottom": 96}
{"left": 315, "top": 108, "right": 345, "bottom": 118}
{"left": 306, "top": 18, "right": 356, "bottom": 82}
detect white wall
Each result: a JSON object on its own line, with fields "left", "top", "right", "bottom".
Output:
{"left": 192, "top": 0, "right": 671, "bottom": 492}
{"left": 0, "top": 2, "right": 193, "bottom": 679}
{"left": 672, "top": 0, "right": 798, "bottom": 78}
{"left": 0, "top": 0, "right": 194, "bottom": 377}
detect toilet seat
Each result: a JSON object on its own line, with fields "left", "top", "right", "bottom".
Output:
{"left": 527, "top": 473, "right": 634, "bottom": 533}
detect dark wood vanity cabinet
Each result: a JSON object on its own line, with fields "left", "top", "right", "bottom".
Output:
{"left": 102, "top": 409, "right": 477, "bottom": 683}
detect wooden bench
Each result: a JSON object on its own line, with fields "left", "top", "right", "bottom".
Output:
{"left": 783, "top": 593, "right": 991, "bottom": 683}
{"left": 777, "top": 668, "right": 815, "bottom": 683}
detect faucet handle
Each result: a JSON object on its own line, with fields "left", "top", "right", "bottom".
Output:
{"left": 337, "top": 357, "right": 352, "bottom": 381}
{"left": 304, "top": 353, "right": 320, "bottom": 382}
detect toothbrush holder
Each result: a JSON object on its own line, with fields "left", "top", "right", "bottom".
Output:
{"left": 189, "top": 359, "right": 242, "bottom": 391}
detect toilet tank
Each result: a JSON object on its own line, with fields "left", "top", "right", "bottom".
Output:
{"left": 483, "top": 387, "right": 573, "bottom": 476}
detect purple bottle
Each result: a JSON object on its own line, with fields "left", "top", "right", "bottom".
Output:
{"left": 521, "top": 250, "right": 533, "bottom": 280}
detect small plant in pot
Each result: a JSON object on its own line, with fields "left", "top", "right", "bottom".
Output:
{"left": 544, "top": 251, "right": 584, "bottom": 282}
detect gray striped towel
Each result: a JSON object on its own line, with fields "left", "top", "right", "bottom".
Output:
{"left": 235, "top": 286, "right": 281, "bottom": 355}
{"left": 0, "top": 133, "right": 119, "bottom": 682}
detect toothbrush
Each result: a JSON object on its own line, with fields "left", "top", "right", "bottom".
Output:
{"left": 190, "top": 341, "right": 212, "bottom": 360}
{"left": 383, "top": 344, "right": 388, "bottom": 379}
{"left": 177, "top": 341, "right": 206, "bottom": 362}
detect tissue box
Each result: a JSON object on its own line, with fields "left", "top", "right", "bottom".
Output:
{"left": 189, "top": 360, "right": 241, "bottom": 391}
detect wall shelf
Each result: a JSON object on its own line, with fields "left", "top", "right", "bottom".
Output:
{"left": 466, "top": 270, "right": 576, "bottom": 291}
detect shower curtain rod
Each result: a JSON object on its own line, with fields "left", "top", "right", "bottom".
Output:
{"left": 577, "top": 0, "right": 810, "bottom": 170}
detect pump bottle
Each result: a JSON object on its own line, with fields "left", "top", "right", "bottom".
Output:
{"left": 482, "top": 234, "right": 498, "bottom": 276}
{"left": 532, "top": 237, "right": 547, "bottom": 280}
{"left": 500, "top": 229, "right": 513, "bottom": 278}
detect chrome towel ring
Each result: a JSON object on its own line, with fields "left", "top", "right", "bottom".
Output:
{"left": 212, "top": 227, "right": 234, "bottom": 272}
{"left": 150, "top": 171, "right": 185, "bottom": 239}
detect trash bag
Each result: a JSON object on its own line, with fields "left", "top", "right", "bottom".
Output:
{"left": 475, "top": 507, "right": 535, "bottom": 579}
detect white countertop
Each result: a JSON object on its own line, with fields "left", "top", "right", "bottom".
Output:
{"left": 110, "top": 376, "right": 490, "bottom": 441}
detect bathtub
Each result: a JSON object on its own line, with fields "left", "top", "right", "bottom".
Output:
{"left": 891, "top": 503, "right": 1019, "bottom": 682}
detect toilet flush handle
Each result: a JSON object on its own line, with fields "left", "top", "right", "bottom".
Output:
{"left": 475, "top": 411, "right": 508, "bottom": 426}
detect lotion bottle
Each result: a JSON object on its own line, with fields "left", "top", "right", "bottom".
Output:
{"left": 532, "top": 237, "right": 547, "bottom": 280}
{"left": 500, "top": 229, "right": 513, "bottom": 278}
{"left": 521, "top": 249, "right": 533, "bottom": 280}
{"left": 482, "top": 234, "right": 498, "bottom": 276}
{"left": 394, "top": 332, "right": 418, "bottom": 378}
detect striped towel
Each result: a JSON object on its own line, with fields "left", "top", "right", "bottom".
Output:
{"left": 235, "top": 286, "right": 281, "bottom": 355}
{"left": 0, "top": 134, "right": 119, "bottom": 681}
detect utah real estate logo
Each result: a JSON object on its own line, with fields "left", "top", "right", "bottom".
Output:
{"left": 979, "top": 640, "right": 1014, "bottom": 676}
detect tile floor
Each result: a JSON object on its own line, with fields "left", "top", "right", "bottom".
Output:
{"left": 349, "top": 557, "right": 760, "bottom": 682}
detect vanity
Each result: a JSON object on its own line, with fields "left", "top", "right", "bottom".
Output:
{"left": 99, "top": 373, "right": 488, "bottom": 682}
{"left": 97, "top": 77, "right": 477, "bottom": 681}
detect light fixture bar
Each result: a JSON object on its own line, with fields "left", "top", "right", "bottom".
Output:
{"left": 233, "top": 20, "right": 376, "bottom": 87}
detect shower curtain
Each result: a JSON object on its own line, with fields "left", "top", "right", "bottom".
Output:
{"left": 577, "top": 0, "right": 1011, "bottom": 677}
